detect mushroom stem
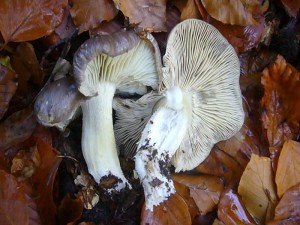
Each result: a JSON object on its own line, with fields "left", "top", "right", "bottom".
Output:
{"left": 81, "top": 82, "right": 130, "bottom": 191}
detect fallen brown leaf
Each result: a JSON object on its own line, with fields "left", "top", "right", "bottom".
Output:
{"left": 0, "top": 63, "right": 18, "bottom": 120}
{"left": 69, "top": 0, "right": 118, "bottom": 33}
{"left": 113, "top": 0, "right": 167, "bottom": 32}
{"left": 275, "top": 140, "right": 300, "bottom": 198}
{"left": 268, "top": 183, "right": 300, "bottom": 225}
{"left": 58, "top": 194, "right": 84, "bottom": 225}
{"left": 0, "top": 169, "right": 41, "bottom": 225}
{"left": 141, "top": 192, "right": 191, "bottom": 225}
{"left": 238, "top": 154, "right": 277, "bottom": 223}
{"left": 181, "top": 0, "right": 202, "bottom": 21}
{"left": 218, "top": 188, "right": 256, "bottom": 225}
{"left": 0, "top": 0, "right": 67, "bottom": 43}
{"left": 280, "top": 0, "right": 300, "bottom": 17}
{"left": 0, "top": 106, "right": 37, "bottom": 151}
{"left": 172, "top": 173, "right": 224, "bottom": 215}
{"left": 261, "top": 55, "right": 300, "bottom": 168}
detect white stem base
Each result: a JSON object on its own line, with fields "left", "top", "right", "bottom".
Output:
{"left": 81, "top": 82, "right": 131, "bottom": 192}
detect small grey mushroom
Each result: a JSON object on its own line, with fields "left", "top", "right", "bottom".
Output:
{"left": 34, "top": 76, "right": 86, "bottom": 131}
{"left": 72, "top": 30, "right": 159, "bottom": 191}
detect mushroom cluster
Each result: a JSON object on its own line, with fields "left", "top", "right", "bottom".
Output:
{"left": 114, "top": 19, "right": 244, "bottom": 210}
{"left": 34, "top": 30, "right": 158, "bottom": 191}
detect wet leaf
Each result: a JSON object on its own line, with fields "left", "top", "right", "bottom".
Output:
{"left": 69, "top": 0, "right": 118, "bottom": 33}
{"left": 0, "top": 63, "right": 18, "bottom": 120}
{"left": 10, "top": 42, "right": 43, "bottom": 95}
{"left": 261, "top": 55, "right": 300, "bottom": 168}
{"left": 31, "top": 139, "right": 62, "bottom": 225}
{"left": 194, "top": 147, "right": 243, "bottom": 185}
{"left": 0, "top": 106, "right": 37, "bottom": 151}
{"left": 201, "top": 0, "right": 267, "bottom": 26}
{"left": 218, "top": 188, "right": 256, "bottom": 225}
{"left": 172, "top": 174, "right": 224, "bottom": 214}
{"left": 275, "top": 140, "right": 300, "bottom": 198}
{"left": 0, "top": 0, "right": 67, "bottom": 43}
{"left": 141, "top": 192, "right": 191, "bottom": 225}
{"left": 58, "top": 194, "right": 84, "bottom": 225}
{"left": 113, "top": 0, "right": 167, "bottom": 32}
{"left": 238, "top": 154, "right": 277, "bottom": 223}
{"left": 0, "top": 169, "right": 41, "bottom": 225}
{"left": 280, "top": 0, "right": 300, "bottom": 17}
{"left": 268, "top": 183, "right": 300, "bottom": 225}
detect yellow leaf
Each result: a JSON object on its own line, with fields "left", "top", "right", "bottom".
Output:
{"left": 238, "top": 154, "right": 277, "bottom": 223}
{"left": 275, "top": 140, "right": 300, "bottom": 198}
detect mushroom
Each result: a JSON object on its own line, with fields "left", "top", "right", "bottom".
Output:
{"left": 34, "top": 76, "right": 87, "bottom": 131}
{"left": 72, "top": 30, "right": 158, "bottom": 191}
{"left": 114, "top": 19, "right": 244, "bottom": 209}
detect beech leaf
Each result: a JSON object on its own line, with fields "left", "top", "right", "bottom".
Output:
{"left": 0, "top": 169, "right": 41, "bottom": 225}
{"left": 261, "top": 55, "right": 300, "bottom": 167}
{"left": 201, "top": 0, "right": 267, "bottom": 26}
{"left": 69, "top": 0, "right": 118, "bottom": 33}
{"left": 238, "top": 154, "right": 277, "bottom": 223}
{"left": 113, "top": 0, "right": 167, "bottom": 32}
{"left": 141, "top": 192, "right": 191, "bottom": 225}
{"left": 0, "top": 107, "right": 37, "bottom": 151}
{"left": 218, "top": 188, "right": 256, "bottom": 225}
{"left": 0, "top": 0, "right": 67, "bottom": 43}
{"left": 172, "top": 174, "right": 224, "bottom": 214}
{"left": 268, "top": 183, "right": 300, "bottom": 224}
{"left": 275, "top": 140, "right": 300, "bottom": 198}
{"left": 0, "top": 63, "right": 18, "bottom": 120}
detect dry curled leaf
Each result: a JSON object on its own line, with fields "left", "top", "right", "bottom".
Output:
{"left": 113, "top": 0, "right": 167, "bottom": 32}
{"left": 218, "top": 188, "right": 256, "bottom": 225}
{"left": 261, "top": 55, "right": 300, "bottom": 168}
{"left": 268, "top": 183, "right": 300, "bottom": 225}
{"left": 0, "top": 107, "right": 37, "bottom": 151}
{"left": 172, "top": 174, "right": 224, "bottom": 215}
{"left": 275, "top": 140, "right": 300, "bottom": 198}
{"left": 141, "top": 192, "right": 191, "bottom": 225}
{"left": 238, "top": 154, "right": 277, "bottom": 223}
{"left": 0, "top": 0, "right": 67, "bottom": 43}
{"left": 69, "top": 0, "right": 118, "bottom": 33}
{"left": 201, "top": 0, "right": 268, "bottom": 26}
{"left": 0, "top": 63, "right": 18, "bottom": 120}
{"left": 0, "top": 169, "right": 41, "bottom": 225}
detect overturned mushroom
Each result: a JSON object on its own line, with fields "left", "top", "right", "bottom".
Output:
{"left": 73, "top": 30, "right": 158, "bottom": 191}
{"left": 114, "top": 19, "right": 244, "bottom": 209}
{"left": 34, "top": 76, "right": 87, "bottom": 131}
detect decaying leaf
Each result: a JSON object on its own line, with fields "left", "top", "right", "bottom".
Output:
{"left": 69, "top": 0, "right": 118, "bottom": 33}
{"left": 172, "top": 174, "right": 224, "bottom": 214}
{"left": 0, "top": 106, "right": 37, "bottom": 151}
{"left": 113, "top": 0, "right": 167, "bottom": 32}
{"left": 0, "top": 63, "right": 18, "bottom": 120}
{"left": 31, "top": 139, "right": 62, "bottom": 225}
{"left": 11, "top": 144, "right": 41, "bottom": 179}
{"left": 10, "top": 42, "right": 43, "bottom": 95}
{"left": 280, "top": 0, "right": 300, "bottom": 17}
{"left": 238, "top": 154, "right": 277, "bottom": 223}
{"left": 261, "top": 55, "right": 300, "bottom": 168}
{"left": 268, "top": 183, "right": 300, "bottom": 224}
{"left": 275, "top": 140, "right": 300, "bottom": 198}
{"left": 0, "top": 169, "right": 41, "bottom": 225}
{"left": 0, "top": 0, "right": 67, "bottom": 43}
{"left": 141, "top": 192, "right": 191, "bottom": 225}
{"left": 218, "top": 188, "right": 256, "bottom": 225}
{"left": 181, "top": 0, "right": 202, "bottom": 21}
{"left": 201, "top": 0, "right": 268, "bottom": 26}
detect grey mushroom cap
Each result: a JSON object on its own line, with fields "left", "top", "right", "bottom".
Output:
{"left": 34, "top": 77, "right": 87, "bottom": 131}
{"left": 73, "top": 30, "right": 158, "bottom": 97}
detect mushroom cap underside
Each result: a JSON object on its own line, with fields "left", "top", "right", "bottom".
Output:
{"left": 73, "top": 30, "right": 158, "bottom": 97}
